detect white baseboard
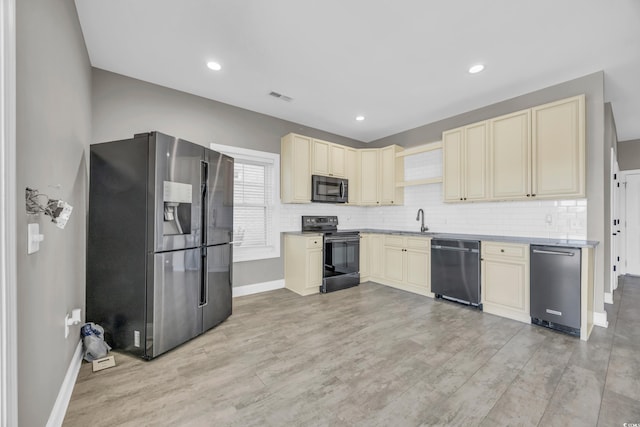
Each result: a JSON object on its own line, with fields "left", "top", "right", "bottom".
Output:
{"left": 593, "top": 311, "right": 609, "bottom": 328}
{"left": 46, "top": 340, "right": 83, "bottom": 427}
{"left": 233, "top": 279, "right": 285, "bottom": 297}
{"left": 604, "top": 292, "right": 614, "bottom": 305}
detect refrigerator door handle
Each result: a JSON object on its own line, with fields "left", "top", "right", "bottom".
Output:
{"left": 200, "top": 161, "right": 209, "bottom": 246}
{"left": 199, "top": 247, "right": 208, "bottom": 307}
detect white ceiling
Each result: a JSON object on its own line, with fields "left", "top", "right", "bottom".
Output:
{"left": 75, "top": 0, "right": 640, "bottom": 143}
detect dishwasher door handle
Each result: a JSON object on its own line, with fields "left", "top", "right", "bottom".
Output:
{"left": 532, "top": 249, "right": 575, "bottom": 256}
{"left": 432, "top": 245, "right": 477, "bottom": 253}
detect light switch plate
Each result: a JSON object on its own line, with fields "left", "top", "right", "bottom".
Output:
{"left": 92, "top": 355, "right": 116, "bottom": 372}
{"left": 27, "top": 223, "right": 44, "bottom": 254}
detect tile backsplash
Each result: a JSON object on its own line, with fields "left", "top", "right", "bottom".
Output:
{"left": 279, "top": 149, "right": 587, "bottom": 240}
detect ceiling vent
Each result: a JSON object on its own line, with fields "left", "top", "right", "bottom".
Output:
{"left": 269, "top": 91, "right": 293, "bottom": 102}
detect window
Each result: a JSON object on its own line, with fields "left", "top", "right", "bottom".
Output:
{"left": 210, "top": 143, "right": 280, "bottom": 262}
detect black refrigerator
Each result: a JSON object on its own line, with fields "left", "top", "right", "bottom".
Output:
{"left": 87, "top": 131, "right": 234, "bottom": 359}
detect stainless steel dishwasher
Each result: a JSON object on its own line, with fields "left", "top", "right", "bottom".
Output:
{"left": 431, "top": 239, "right": 481, "bottom": 308}
{"left": 530, "top": 245, "right": 581, "bottom": 336}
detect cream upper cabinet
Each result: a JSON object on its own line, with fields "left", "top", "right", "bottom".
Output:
{"left": 359, "top": 149, "right": 379, "bottom": 205}
{"left": 380, "top": 145, "right": 404, "bottom": 205}
{"left": 481, "top": 241, "right": 530, "bottom": 323}
{"left": 443, "top": 128, "right": 463, "bottom": 202}
{"left": 311, "top": 139, "right": 346, "bottom": 178}
{"left": 281, "top": 133, "right": 311, "bottom": 203}
{"left": 330, "top": 144, "right": 346, "bottom": 177}
{"left": 532, "top": 95, "right": 585, "bottom": 198}
{"left": 345, "top": 148, "right": 360, "bottom": 204}
{"left": 464, "top": 122, "right": 488, "bottom": 200}
{"left": 311, "top": 139, "right": 330, "bottom": 176}
{"left": 443, "top": 123, "right": 488, "bottom": 202}
{"left": 489, "top": 109, "right": 531, "bottom": 200}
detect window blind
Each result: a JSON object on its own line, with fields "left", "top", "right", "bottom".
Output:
{"left": 233, "top": 159, "right": 273, "bottom": 248}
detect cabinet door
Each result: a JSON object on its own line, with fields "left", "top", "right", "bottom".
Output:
{"left": 384, "top": 246, "right": 405, "bottom": 283}
{"left": 490, "top": 110, "right": 531, "bottom": 199}
{"left": 307, "top": 249, "right": 323, "bottom": 290}
{"left": 443, "top": 128, "right": 464, "bottom": 202}
{"left": 346, "top": 148, "right": 360, "bottom": 204}
{"left": 369, "top": 234, "right": 384, "bottom": 278}
{"left": 380, "top": 146, "right": 397, "bottom": 204}
{"left": 483, "top": 259, "right": 528, "bottom": 313}
{"left": 311, "top": 139, "right": 330, "bottom": 176}
{"left": 329, "top": 144, "right": 346, "bottom": 177}
{"left": 359, "top": 234, "right": 369, "bottom": 279}
{"left": 360, "top": 149, "right": 379, "bottom": 205}
{"left": 406, "top": 249, "right": 429, "bottom": 289}
{"left": 281, "top": 134, "right": 311, "bottom": 203}
{"left": 532, "top": 95, "right": 585, "bottom": 198}
{"left": 464, "top": 122, "right": 488, "bottom": 200}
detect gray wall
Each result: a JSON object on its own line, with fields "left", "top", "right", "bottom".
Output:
{"left": 16, "top": 1, "right": 91, "bottom": 426}
{"left": 371, "top": 72, "right": 608, "bottom": 317}
{"left": 92, "top": 69, "right": 366, "bottom": 287}
{"left": 617, "top": 139, "right": 640, "bottom": 171}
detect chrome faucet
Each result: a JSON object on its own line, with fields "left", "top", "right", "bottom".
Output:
{"left": 416, "top": 208, "right": 428, "bottom": 232}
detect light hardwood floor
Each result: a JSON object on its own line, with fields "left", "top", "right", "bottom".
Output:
{"left": 64, "top": 277, "right": 640, "bottom": 426}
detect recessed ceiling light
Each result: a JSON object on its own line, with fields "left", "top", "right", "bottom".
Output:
{"left": 468, "top": 64, "right": 484, "bottom": 74}
{"left": 207, "top": 61, "right": 222, "bottom": 71}
{"left": 356, "top": 115, "right": 365, "bottom": 121}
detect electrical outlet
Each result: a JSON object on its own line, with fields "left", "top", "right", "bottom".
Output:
{"left": 545, "top": 214, "right": 553, "bottom": 225}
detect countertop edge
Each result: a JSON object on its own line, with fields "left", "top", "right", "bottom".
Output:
{"left": 283, "top": 229, "right": 598, "bottom": 248}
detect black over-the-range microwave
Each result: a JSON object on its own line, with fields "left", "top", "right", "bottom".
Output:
{"left": 311, "top": 175, "right": 348, "bottom": 203}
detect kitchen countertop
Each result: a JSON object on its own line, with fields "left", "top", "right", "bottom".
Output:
{"left": 284, "top": 229, "right": 598, "bottom": 248}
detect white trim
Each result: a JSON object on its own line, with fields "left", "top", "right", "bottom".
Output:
{"left": 45, "top": 341, "right": 83, "bottom": 427}
{"left": 232, "top": 279, "right": 285, "bottom": 297}
{"left": 0, "top": 0, "right": 17, "bottom": 425}
{"left": 210, "top": 143, "right": 281, "bottom": 263}
{"left": 604, "top": 292, "right": 613, "bottom": 305}
{"left": 593, "top": 311, "right": 609, "bottom": 328}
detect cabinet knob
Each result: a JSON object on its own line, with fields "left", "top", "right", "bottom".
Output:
{"left": 500, "top": 249, "right": 505, "bottom": 252}
{"left": 532, "top": 194, "right": 536, "bottom": 197}
{"left": 314, "top": 241, "right": 317, "bottom": 244}
{"left": 526, "top": 194, "right": 531, "bottom": 197}
{"left": 460, "top": 198, "right": 463, "bottom": 201}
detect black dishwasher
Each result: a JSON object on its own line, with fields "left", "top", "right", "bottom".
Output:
{"left": 431, "top": 239, "right": 481, "bottom": 308}
{"left": 530, "top": 245, "right": 581, "bottom": 336}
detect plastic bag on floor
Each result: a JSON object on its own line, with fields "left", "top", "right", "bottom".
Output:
{"left": 81, "top": 323, "right": 112, "bottom": 362}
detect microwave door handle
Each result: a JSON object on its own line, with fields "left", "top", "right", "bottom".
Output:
{"left": 340, "top": 181, "right": 344, "bottom": 199}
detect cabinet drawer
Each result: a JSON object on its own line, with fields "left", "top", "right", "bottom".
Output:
{"left": 406, "top": 237, "right": 430, "bottom": 251}
{"left": 306, "top": 236, "right": 323, "bottom": 249}
{"left": 384, "top": 235, "right": 405, "bottom": 248}
{"left": 482, "top": 242, "right": 528, "bottom": 259}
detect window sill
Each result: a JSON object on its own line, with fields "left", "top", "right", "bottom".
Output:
{"left": 233, "top": 246, "right": 280, "bottom": 263}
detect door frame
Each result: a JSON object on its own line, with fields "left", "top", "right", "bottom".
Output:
{"left": 609, "top": 148, "right": 620, "bottom": 297}
{"left": 619, "top": 169, "right": 640, "bottom": 277}
{"left": 0, "top": 0, "right": 18, "bottom": 425}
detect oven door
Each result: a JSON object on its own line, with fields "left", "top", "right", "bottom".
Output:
{"left": 322, "top": 235, "right": 360, "bottom": 293}
{"left": 312, "top": 175, "right": 348, "bottom": 203}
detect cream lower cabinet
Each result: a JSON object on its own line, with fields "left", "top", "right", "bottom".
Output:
{"left": 284, "top": 234, "right": 323, "bottom": 296}
{"left": 359, "top": 233, "right": 370, "bottom": 279}
{"left": 382, "top": 235, "right": 431, "bottom": 296}
{"left": 481, "top": 241, "right": 530, "bottom": 323}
